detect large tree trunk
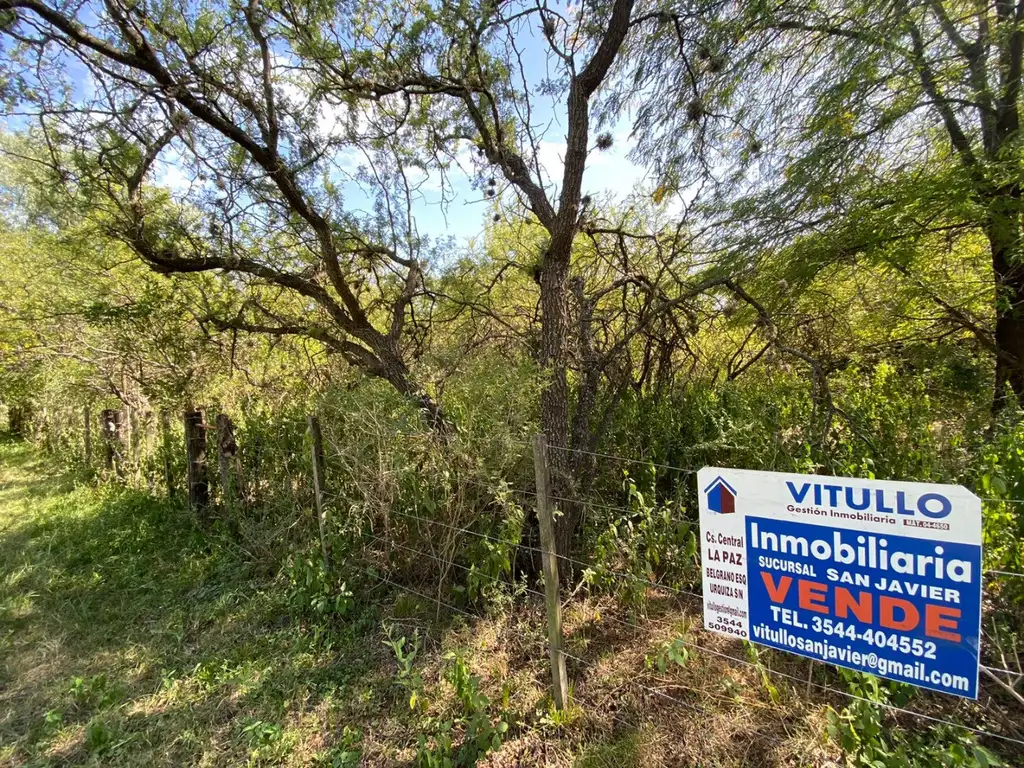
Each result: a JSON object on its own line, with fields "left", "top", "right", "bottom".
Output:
{"left": 539, "top": 244, "right": 587, "bottom": 560}
{"left": 988, "top": 191, "right": 1024, "bottom": 409}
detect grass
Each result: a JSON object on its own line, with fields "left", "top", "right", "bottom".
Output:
{"left": 11, "top": 437, "right": 996, "bottom": 767}
{"left": 0, "top": 439, "right": 392, "bottom": 766}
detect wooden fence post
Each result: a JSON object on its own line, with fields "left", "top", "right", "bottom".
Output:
{"left": 308, "top": 414, "right": 331, "bottom": 575}
{"left": 160, "top": 411, "right": 174, "bottom": 498}
{"left": 142, "top": 410, "right": 156, "bottom": 492}
{"left": 8, "top": 404, "right": 24, "bottom": 435}
{"left": 129, "top": 408, "right": 141, "bottom": 465}
{"left": 533, "top": 432, "right": 569, "bottom": 711}
{"left": 123, "top": 401, "right": 132, "bottom": 461}
{"left": 216, "top": 413, "right": 240, "bottom": 507}
{"left": 83, "top": 405, "right": 92, "bottom": 467}
{"left": 101, "top": 409, "right": 123, "bottom": 475}
{"left": 184, "top": 409, "right": 209, "bottom": 517}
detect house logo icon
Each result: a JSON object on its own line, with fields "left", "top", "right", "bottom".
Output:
{"left": 704, "top": 476, "right": 737, "bottom": 514}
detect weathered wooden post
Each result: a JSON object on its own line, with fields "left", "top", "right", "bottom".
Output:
{"left": 101, "top": 409, "right": 124, "bottom": 475}
{"left": 8, "top": 404, "right": 23, "bottom": 435}
{"left": 83, "top": 405, "right": 92, "bottom": 467}
{"left": 123, "top": 401, "right": 132, "bottom": 460}
{"left": 533, "top": 432, "right": 569, "bottom": 711}
{"left": 183, "top": 409, "right": 209, "bottom": 517}
{"left": 308, "top": 414, "right": 331, "bottom": 575}
{"left": 160, "top": 411, "right": 174, "bottom": 498}
{"left": 129, "top": 408, "right": 141, "bottom": 466}
{"left": 40, "top": 407, "right": 50, "bottom": 452}
{"left": 142, "top": 410, "right": 156, "bottom": 491}
{"left": 216, "top": 413, "right": 240, "bottom": 507}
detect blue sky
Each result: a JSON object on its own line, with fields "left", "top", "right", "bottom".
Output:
{"left": 2, "top": 4, "right": 655, "bottom": 252}
{"left": 381, "top": 17, "right": 652, "bottom": 246}
{"left": 154, "top": 10, "right": 655, "bottom": 250}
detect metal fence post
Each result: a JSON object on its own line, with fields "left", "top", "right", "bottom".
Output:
{"left": 534, "top": 432, "right": 569, "bottom": 711}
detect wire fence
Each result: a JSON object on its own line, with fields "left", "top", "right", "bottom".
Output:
{"left": 26, "top": 404, "right": 1024, "bottom": 758}
{"left": 315, "top": 438, "right": 1024, "bottom": 756}
{"left": 321, "top": 462, "right": 1024, "bottom": 757}
{"left": 342, "top": 520, "right": 1024, "bottom": 753}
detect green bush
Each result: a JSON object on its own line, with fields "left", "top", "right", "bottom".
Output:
{"left": 827, "top": 672, "right": 1002, "bottom": 768}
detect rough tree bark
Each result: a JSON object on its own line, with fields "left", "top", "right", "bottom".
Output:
{"left": 989, "top": 193, "right": 1024, "bottom": 405}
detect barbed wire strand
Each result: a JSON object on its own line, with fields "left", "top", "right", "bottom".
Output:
{"left": 347, "top": 546, "right": 1024, "bottom": 748}
{"left": 509, "top": 434, "right": 1024, "bottom": 509}
{"left": 318, "top": 447, "right": 1024, "bottom": 581}
{"left": 326, "top": 486, "right": 1022, "bottom": 616}
{"left": 386, "top": 501, "right": 1022, "bottom": 601}
{"left": 561, "top": 625, "right": 1024, "bottom": 747}
{"left": 461, "top": 478, "right": 636, "bottom": 518}
{"left": 499, "top": 436, "right": 695, "bottom": 475}
{"left": 583, "top": 594, "right": 1020, "bottom": 680}
{"left": 347, "top": 557, "right": 478, "bottom": 620}
{"left": 986, "top": 569, "right": 1024, "bottom": 578}
{"left": 318, "top": 468, "right": 1024, "bottom": 688}
{"left": 528, "top": 438, "right": 1024, "bottom": 507}
{"left": 362, "top": 534, "right": 547, "bottom": 602}
{"left": 543, "top": 442, "right": 701, "bottom": 476}
{"left": 320, "top": 426, "right": 1024, "bottom": 505}
{"left": 352, "top": 523, "right": 1022, "bottom": 700}
{"left": 376, "top": 503, "right": 707, "bottom": 603}
{"left": 370, "top": 476, "right": 1024, "bottom": 581}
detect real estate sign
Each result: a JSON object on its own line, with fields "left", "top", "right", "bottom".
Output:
{"left": 698, "top": 467, "right": 982, "bottom": 698}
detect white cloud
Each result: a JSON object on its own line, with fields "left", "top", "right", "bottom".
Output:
{"left": 152, "top": 144, "right": 200, "bottom": 196}
{"left": 154, "top": 160, "right": 192, "bottom": 194}
{"left": 530, "top": 125, "right": 648, "bottom": 197}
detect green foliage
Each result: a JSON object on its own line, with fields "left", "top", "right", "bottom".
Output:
{"left": 0, "top": 441, "right": 394, "bottom": 766}
{"left": 979, "top": 417, "right": 1024, "bottom": 576}
{"left": 241, "top": 719, "right": 283, "bottom": 750}
{"left": 383, "top": 622, "right": 425, "bottom": 711}
{"left": 317, "top": 726, "right": 363, "bottom": 767}
{"left": 454, "top": 484, "right": 525, "bottom": 607}
{"left": 646, "top": 636, "right": 690, "bottom": 673}
{"left": 68, "top": 674, "right": 122, "bottom": 711}
{"left": 826, "top": 672, "right": 1002, "bottom": 768}
{"left": 584, "top": 467, "right": 697, "bottom": 607}
{"left": 416, "top": 654, "right": 510, "bottom": 768}
{"left": 1, "top": 4, "right": 1023, "bottom": 762}
{"left": 241, "top": 719, "right": 293, "bottom": 765}
{"left": 284, "top": 552, "right": 353, "bottom": 619}
{"left": 742, "top": 643, "right": 781, "bottom": 704}
{"left": 84, "top": 718, "right": 118, "bottom": 756}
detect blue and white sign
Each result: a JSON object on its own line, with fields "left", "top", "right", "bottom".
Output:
{"left": 698, "top": 468, "right": 982, "bottom": 698}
